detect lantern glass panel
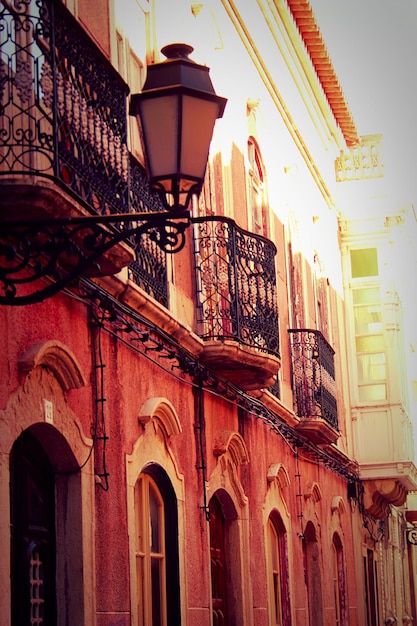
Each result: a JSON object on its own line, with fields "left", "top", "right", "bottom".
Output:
{"left": 180, "top": 95, "right": 221, "bottom": 182}
{"left": 139, "top": 94, "right": 179, "bottom": 182}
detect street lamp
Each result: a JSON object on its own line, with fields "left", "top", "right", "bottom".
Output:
{"left": 130, "top": 43, "right": 227, "bottom": 213}
{"left": 0, "top": 44, "right": 226, "bottom": 305}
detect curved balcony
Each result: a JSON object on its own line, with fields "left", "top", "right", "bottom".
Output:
{"left": 0, "top": 0, "right": 129, "bottom": 217}
{"left": 288, "top": 329, "right": 339, "bottom": 444}
{"left": 193, "top": 216, "right": 280, "bottom": 390}
{"left": 0, "top": 0, "right": 168, "bottom": 304}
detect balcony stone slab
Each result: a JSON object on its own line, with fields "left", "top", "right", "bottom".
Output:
{"left": 295, "top": 416, "right": 339, "bottom": 445}
{"left": 199, "top": 340, "right": 280, "bottom": 391}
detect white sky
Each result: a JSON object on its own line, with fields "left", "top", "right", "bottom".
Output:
{"left": 310, "top": 0, "right": 417, "bottom": 206}
{"left": 310, "top": 1, "right": 417, "bottom": 407}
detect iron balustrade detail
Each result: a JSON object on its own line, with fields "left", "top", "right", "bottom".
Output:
{"left": 0, "top": 0, "right": 169, "bottom": 305}
{"left": 127, "top": 156, "right": 168, "bottom": 307}
{"left": 0, "top": 0, "right": 129, "bottom": 214}
{"left": 288, "top": 329, "right": 338, "bottom": 429}
{"left": 268, "top": 372, "right": 281, "bottom": 400}
{"left": 193, "top": 216, "right": 279, "bottom": 356}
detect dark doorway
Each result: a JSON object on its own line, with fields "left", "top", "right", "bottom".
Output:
{"left": 303, "top": 521, "right": 324, "bottom": 626}
{"left": 10, "top": 430, "right": 57, "bottom": 625}
{"left": 209, "top": 495, "right": 228, "bottom": 626}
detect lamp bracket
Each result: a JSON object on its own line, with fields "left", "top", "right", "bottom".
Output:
{"left": 0, "top": 211, "right": 190, "bottom": 305}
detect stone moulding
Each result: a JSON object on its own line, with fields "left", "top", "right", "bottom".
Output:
{"left": 19, "top": 340, "right": 86, "bottom": 390}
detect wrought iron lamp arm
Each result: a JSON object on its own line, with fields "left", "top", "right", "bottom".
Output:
{"left": 0, "top": 211, "right": 190, "bottom": 306}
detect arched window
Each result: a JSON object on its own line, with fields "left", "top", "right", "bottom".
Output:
{"left": 303, "top": 521, "right": 324, "bottom": 626}
{"left": 208, "top": 488, "right": 248, "bottom": 626}
{"left": 332, "top": 533, "right": 347, "bottom": 626}
{"left": 209, "top": 495, "right": 228, "bottom": 625}
{"left": 364, "top": 548, "right": 379, "bottom": 626}
{"left": 266, "top": 513, "right": 291, "bottom": 626}
{"left": 135, "top": 467, "right": 180, "bottom": 626}
{"left": 10, "top": 430, "right": 57, "bottom": 626}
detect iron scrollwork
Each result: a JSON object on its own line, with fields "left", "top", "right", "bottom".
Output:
{"left": 0, "top": 0, "right": 130, "bottom": 214}
{"left": 0, "top": 212, "right": 190, "bottom": 305}
{"left": 193, "top": 215, "right": 280, "bottom": 356}
{"left": 0, "top": 0, "right": 175, "bottom": 307}
{"left": 288, "top": 328, "right": 338, "bottom": 429}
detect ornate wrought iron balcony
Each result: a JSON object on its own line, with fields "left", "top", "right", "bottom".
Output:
{"left": 0, "top": 0, "right": 170, "bottom": 305}
{"left": 193, "top": 216, "right": 280, "bottom": 390}
{"left": 288, "top": 329, "right": 339, "bottom": 444}
{"left": 0, "top": 0, "right": 130, "bottom": 214}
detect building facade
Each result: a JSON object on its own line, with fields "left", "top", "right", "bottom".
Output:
{"left": 0, "top": 0, "right": 416, "bottom": 625}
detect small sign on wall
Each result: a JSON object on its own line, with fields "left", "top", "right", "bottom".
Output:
{"left": 44, "top": 399, "right": 53, "bottom": 424}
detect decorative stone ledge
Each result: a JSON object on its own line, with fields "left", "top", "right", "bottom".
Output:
{"left": 360, "top": 461, "right": 417, "bottom": 519}
{"left": 199, "top": 340, "right": 281, "bottom": 391}
{"left": 295, "top": 416, "right": 339, "bottom": 445}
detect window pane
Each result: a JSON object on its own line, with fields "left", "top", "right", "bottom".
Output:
{"left": 149, "top": 483, "right": 160, "bottom": 553}
{"left": 352, "top": 287, "right": 380, "bottom": 305}
{"left": 136, "top": 473, "right": 168, "bottom": 626}
{"left": 136, "top": 479, "right": 145, "bottom": 554}
{"left": 268, "top": 522, "right": 279, "bottom": 571}
{"left": 357, "top": 353, "right": 386, "bottom": 383}
{"left": 351, "top": 249, "right": 378, "bottom": 278}
{"left": 267, "top": 518, "right": 284, "bottom": 626}
{"left": 354, "top": 306, "right": 382, "bottom": 334}
{"left": 359, "top": 384, "right": 386, "bottom": 402}
{"left": 151, "top": 558, "right": 162, "bottom": 626}
{"left": 332, "top": 545, "right": 340, "bottom": 626}
{"left": 356, "top": 335, "right": 385, "bottom": 353}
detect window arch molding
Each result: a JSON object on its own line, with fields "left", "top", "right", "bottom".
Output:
{"left": 266, "top": 510, "right": 292, "bottom": 626}
{"left": 209, "top": 429, "right": 249, "bottom": 509}
{"left": 133, "top": 464, "right": 181, "bottom": 626}
{"left": 213, "top": 429, "right": 249, "bottom": 465}
{"left": 305, "top": 481, "right": 323, "bottom": 504}
{"left": 265, "top": 463, "right": 291, "bottom": 520}
{"left": 126, "top": 398, "right": 185, "bottom": 626}
{"left": 264, "top": 464, "right": 293, "bottom": 624}
{"left": 138, "top": 396, "right": 182, "bottom": 437}
{"left": 127, "top": 397, "right": 184, "bottom": 494}
{"left": 9, "top": 424, "right": 94, "bottom": 626}
{"left": 4, "top": 340, "right": 91, "bottom": 469}
{"left": 207, "top": 433, "right": 252, "bottom": 623}
{"left": 331, "top": 531, "right": 348, "bottom": 626}
{"left": 303, "top": 520, "right": 324, "bottom": 626}
{"left": 19, "top": 339, "right": 86, "bottom": 390}
{"left": 2, "top": 340, "right": 94, "bottom": 626}
{"left": 208, "top": 488, "right": 250, "bottom": 626}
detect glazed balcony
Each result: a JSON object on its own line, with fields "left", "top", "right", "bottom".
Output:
{"left": 288, "top": 329, "right": 339, "bottom": 444}
{"left": 193, "top": 216, "right": 280, "bottom": 390}
{"left": 0, "top": 0, "right": 169, "bottom": 303}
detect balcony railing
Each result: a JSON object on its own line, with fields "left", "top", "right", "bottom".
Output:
{"left": 0, "top": 0, "right": 167, "bottom": 305}
{"left": 194, "top": 216, "right": 279, "bottom": 356}
{"left": 127, "top": 156, "right": 168, "bottom": 306}
{"left": 288, "top": 329, "right": 338, "bottom": 430}
{"left": 0, "top": 0, "right": 129, "bottom": 212}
